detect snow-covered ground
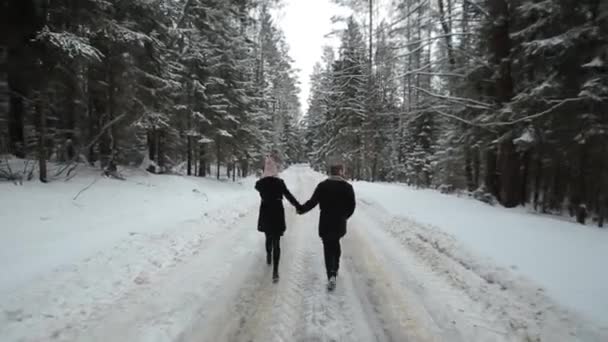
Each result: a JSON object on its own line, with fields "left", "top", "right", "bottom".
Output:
{"left": 355, "top": 181, "right": 608, "bottom": 329}
{"left": 1, "top": 165, "right": 606, "bottom": 341}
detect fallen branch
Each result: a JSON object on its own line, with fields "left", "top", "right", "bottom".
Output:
{"left": 0, "top": 155, "right": 22, "bottom": 185}
{"left": 73, "top": 177, "right": 100, "bottom": 201}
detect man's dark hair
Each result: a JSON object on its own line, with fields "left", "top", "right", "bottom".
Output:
{"left": 329, "top": 164, "right": 343, "bottom": 176}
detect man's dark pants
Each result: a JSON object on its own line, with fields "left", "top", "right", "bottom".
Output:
{"left": 322, "top": 238, "right": 341, "bottom": 279}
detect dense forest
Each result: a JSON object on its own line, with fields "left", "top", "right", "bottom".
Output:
{"left": 0, "top": 0, "right": 302, "bottom": 181}
{"left": 302, "top": 0, "right": 608, "bottom": 225}
{"left": 1, "top": 0, "right": 607, "bottom": 225}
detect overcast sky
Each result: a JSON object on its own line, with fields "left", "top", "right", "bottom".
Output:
{"left": 275, "top": 0, "right": 350, "bottom": 115}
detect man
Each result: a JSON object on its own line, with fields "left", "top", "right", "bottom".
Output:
{"left": 298, "top": 164, "right": 356, "bottom": 291}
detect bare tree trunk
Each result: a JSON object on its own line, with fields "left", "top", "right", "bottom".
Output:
{"left": 87, "top": 94, "right": 97, "bottom": 165}
{"left": 187, "top": 135, "right": 192, "bottom": 176}
{"left": 157, "top": 131, "right": 163, "bottom": 172}
{"left": 552, "top": 162, "right": 563, "bottom": 213}
{"left": 242, "top": 159, "right": 249, "bottom": 177}
{"left": 464, "top": 146, "right": 474, "bottom": 191}
{"left": 438, "top": 0, "right": 456, "bottom": 66}
{"left": 216, "top": 139, "right": 221, "bottom": 180}
{"left": 485, "top": 146, "right": 499, "bottom": 198}
{"left": 473, "top": 146, "right": 481, "bottom": 188}
{"left": 489, "top": 0, "right": 516, "bottom": 207}
{"left": 599, "top": 195, "right": 606, "bottom": 228}
{"left": 186, "top": 135, "right": 192, "bottom": 176}
{"left": 7, "top": 44, "right": 26, "bottom": 158}
{"left": 578, "top": 143, "right": 588, "bottom": 210}
{"left": 37, "top": 93, "right": 47, "bottom": 183}
{"left": 498, "top": 138, "right": 521, "bottom": 208}
{"left": 521, "top": 150, "right": 531, "bottom": 205}
{"left": 371, "top": 154, "right": 378, "bottom": 182}
{"left": 198, "top": 144, "right": 206, "bottom": 177}
{"left": 533, "top": 152, "right": 543, "bottom": 211}
{"left": 369, "top": 0, "right": 373, "bottom": 70}
{"left": 147, "top": 130, "right": 156, "bottom": 167}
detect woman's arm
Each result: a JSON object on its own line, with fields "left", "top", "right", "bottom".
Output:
{"left": 282, "top": 182, "right": 301, "bottom": 209}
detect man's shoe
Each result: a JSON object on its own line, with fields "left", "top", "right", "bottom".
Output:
{"left": 327, "top": 276, "right": 336, "bottom": 291}
{"left": 272, "top": 270, "right": 279, "bottom": 283}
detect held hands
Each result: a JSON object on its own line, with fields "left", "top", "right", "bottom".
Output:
{"left": 296, "top": 204, "right": 305, "bottom": 215}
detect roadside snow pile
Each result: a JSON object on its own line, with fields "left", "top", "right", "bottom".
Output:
{"left": 354, "top": 181, "right": 608, "bottom": 328}
{"left": 0, "top": 169, "right": 257, "bottom": 296}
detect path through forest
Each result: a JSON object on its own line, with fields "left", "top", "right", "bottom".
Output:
{"left": 1, "top": 166, "right": 606, "bottom": 341}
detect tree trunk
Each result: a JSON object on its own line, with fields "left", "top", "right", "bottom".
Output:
{"left": 100, "top": 60, "right": 116, "bottom": 170}
{"left": 7, "top": 44, "right": 26, "bottom": 158}
{"left": 484, "top": 146, "right": 499, "bottom": 198}
{"left": 498, "top": 138, "right": 521, "bottom": 208}
{"left": 148, "top": 130, "right": 156, "bottom": 163}
{"left": 157, "top": 130, "right": 163, "bottom": 172}
{"left": 242, "top": 159, "right": 249, "bottom": 177}
{"left": 473, "top": 146, "right": 481, "bottom": 189}
{"left": 520, "top": 150, "right": 531, "bottom": 205}
{"left": 488, "top": 0, "right": 513, "bottom": 104}
{"left": 599, "top": 195, "right": 607, "bottom": 228}
{"left": 187, "top": 135, "right": 192, "bottom": 176}
{"left": 371, "top": 154, "right": 378, "bottom": 182}
{"left": 464, "top": 146, "right": 474, "bottom": 191}
{"left": 551, "top": 162, "right": 563, "bottom": 213}
{"left": 63, "top": 73, "right": 77, "bottom": 161}
{"left": 438, "top": 0, "right": 456, "bottom": 66}
{"left": 37, "top": 93, "right": 48, "bottom": 182}
{"left": 577, "top": 143, "right": 588, "bottom": 210}
{"left": 369, "top": 0, "right": 373, "bottom": 70}
{"left": 87, "top": 94, "right": 97, "bottom": 165}
{"left": 216, "top": 139, "right": 221, "bottom": 180}
{"left": 198, "top": 144, "right": 206, "bottom": 177}
{"left": 533, "top": 152, "right": 543, "bottom": 211}
{"left": 0, "top": 44, "right": 7, "bottom": 149}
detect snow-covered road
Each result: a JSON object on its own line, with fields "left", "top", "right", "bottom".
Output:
{"left": 1, "top": 166, "right": 606, "bottom": 341}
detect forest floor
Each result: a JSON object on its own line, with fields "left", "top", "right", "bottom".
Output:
{"left": 0, "top": 165, "right": 606, "bottom": 341}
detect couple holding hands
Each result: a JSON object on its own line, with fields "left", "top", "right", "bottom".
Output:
{"left": 255, "top": 157, "right": 356, "bottom": 291}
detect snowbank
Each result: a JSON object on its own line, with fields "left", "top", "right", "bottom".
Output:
{"left": 0, "top": 167, "right": 256, "bottom": 295}
{"left": 354, "top": 181, "right": 608, "bottom": 327}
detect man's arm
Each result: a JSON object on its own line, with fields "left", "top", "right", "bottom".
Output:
{"left": 345, "top": 184, "right": 356, "bottom": 219}
{"left": 300, "top": 184, "right": 321, "bottom": 214}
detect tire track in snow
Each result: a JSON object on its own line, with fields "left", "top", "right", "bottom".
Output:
{"left": 57, "top": 204, "right": 264, "bottom": 342}
{"left": 351, "top": 199, "right": 541, "bottom": 342}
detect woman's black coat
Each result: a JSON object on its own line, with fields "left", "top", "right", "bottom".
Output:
{"left": 255, "top": 176, "right": 299, "bottom": 236}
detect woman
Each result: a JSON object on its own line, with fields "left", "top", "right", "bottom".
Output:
{"left": 255, "top": 156, "right": 300, "bottom": 282}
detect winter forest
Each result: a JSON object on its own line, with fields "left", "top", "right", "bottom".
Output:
{"left": 1, "top": 0, "right": 608, "bottom": 225}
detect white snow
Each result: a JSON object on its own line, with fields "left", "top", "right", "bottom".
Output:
{"left": 354, "top": 180, "right": 608, "bottom": 328}
{"left": 1, "top": 165, "right": 606, "bottom": 341}
{"left": 513, "top": 128, "right": 535, "bottom": 146}
{"left": 0, "top": 165, "right": 258, "bottom": 341}
{"left": 582, "top": 57, "right": 604, "bottom": 68}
